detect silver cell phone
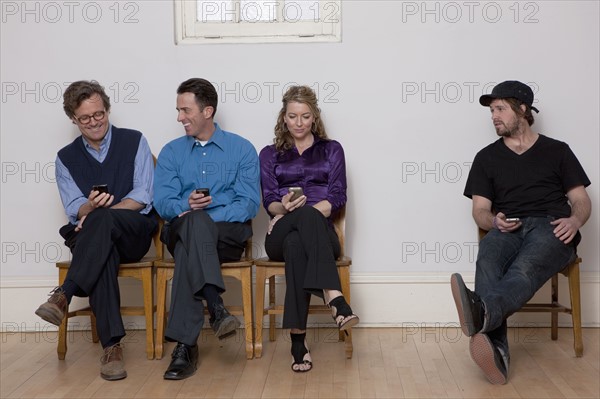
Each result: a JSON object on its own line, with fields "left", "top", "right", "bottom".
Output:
{"left": 288, "top": 187, "right": 304, "bottom": 201}
{"left": 505, "top": 218, "right": 520, "bottom": 223}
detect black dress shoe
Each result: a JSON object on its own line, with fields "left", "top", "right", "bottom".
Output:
{"left": 209, "top": 303, "right": 240, "bottom": 340}
{"left": 450, "top": 273, "right": 485, "bottom": 336}
{"left": 163, "top": 343, "right": 198, "bottom": 380}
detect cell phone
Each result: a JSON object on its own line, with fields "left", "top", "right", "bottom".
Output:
{"left": 92, "top": 184, "right": 109, "bottom": 194}
{"left": 288, "top": 187, "right": 304, "bottom": 202}
{"left": 195, "top": 188, "right": 210, "bottom": 196}
{"left": 505, "top": 218, "right": 520, "bottom": 223}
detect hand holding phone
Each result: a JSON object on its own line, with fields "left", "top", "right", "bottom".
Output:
{"left": 90, "top": 184, "right": 113, "bottom": 209}
{"left": 189, "top": 188, "right": 211, "bottom": 210}
{"left": 288, "top": 187, "right": 304, "bottom": 202}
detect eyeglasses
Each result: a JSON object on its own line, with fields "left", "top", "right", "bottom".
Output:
{"left": 75, "top": 110, "right": 106, "bottom": 124}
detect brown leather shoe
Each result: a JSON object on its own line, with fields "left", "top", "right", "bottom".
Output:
{"left": 35, "top": 287, "right": 67, "bottom": 326}
{"left": 100, "top": 343, "right": 127, "bottom": 381}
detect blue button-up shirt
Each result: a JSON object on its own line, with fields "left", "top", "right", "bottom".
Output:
{"left": 55, "top": 125, "right": 154, "bottom": 224}
{"left": 154, "top": 123, "right": 260, "bottom": 223}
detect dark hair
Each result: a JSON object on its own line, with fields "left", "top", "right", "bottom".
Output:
{"left": 177, "top": 78, "right": 218, "bottom": 118}
{"left": 273, "top": 85, "right": 328, "bottom": 152}
{"left": 63, "top": 80, "right": 111, "bottom": 119}
{"left": 504, "top": 97, "right": 535, "bottom": 126}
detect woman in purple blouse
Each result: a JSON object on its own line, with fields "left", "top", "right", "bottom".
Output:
{"left": 259, "top": 86, "right": 359, "bottom": 372}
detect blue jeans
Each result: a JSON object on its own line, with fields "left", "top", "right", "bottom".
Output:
{"left": 475, "top": 216, "right": 577, "bottom": 354}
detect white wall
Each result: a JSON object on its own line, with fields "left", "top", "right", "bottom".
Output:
{"left": 1, "top": 1, "right": 599, "bottom": 329}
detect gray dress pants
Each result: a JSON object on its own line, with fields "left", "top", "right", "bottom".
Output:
{"left": 162, "top": 210, "right": 251, "bottom": 346}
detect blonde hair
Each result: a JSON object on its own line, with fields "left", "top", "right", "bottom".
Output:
{"left": 273, "top": 85, "right": 328, "bottom": 151}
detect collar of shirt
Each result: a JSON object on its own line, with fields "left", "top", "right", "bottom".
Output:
{"left": 188, "top": 123, "right": 226, "bottom": 152}
{"left": 292, "top": 134, "right": 321, "bottom": 154}
{"left": 82, "top": 124, "right": 112, "bottom": 162}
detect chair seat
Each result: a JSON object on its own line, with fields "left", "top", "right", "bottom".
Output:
{"left": 155, "top": 258, "right": 252, "bottom": 267}
{"left": 57, "top": 256, "right": 158, "bottom": 268}
{"left": 254, "top": 256, "right": 352, "bottom": 267}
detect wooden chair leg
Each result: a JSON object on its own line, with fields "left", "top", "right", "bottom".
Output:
{"left": 155, "top": 268, "right": 168, "bottom": 360}
{"left": 568, "top": 263, "right": 583, "bottom": 357}
{"left": 240, "top": 267, "right": 254, "bottom": 359}
{"left": 338, "top": 266, "right": 353, "bottom": 359}
{"left": 269, "top": 276, "right": 277, "bottom": 342}
{"left": 57, "top": 268, "right": 68, "bottom": 359}
{"left": 142, "top": 268, "right": 154, "bottom": 360}
{"left": 254, "top": 266, "right": 267, "bottom": 359}
{"left": 57, "top": 312, "right": 68, "bottom": 360}
{"left": 90, "top": 314, "right": 99, "bottom": 343}
{"left": 551, "top": 274, "right": 558, "bottom": 340}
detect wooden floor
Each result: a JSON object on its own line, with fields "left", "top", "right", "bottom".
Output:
{"left": 1, "top": 327, "right": 598, "bottom": 398}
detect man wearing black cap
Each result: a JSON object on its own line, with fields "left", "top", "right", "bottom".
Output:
{"left": 450, "top": 81, "right": 591, "bottom": 384}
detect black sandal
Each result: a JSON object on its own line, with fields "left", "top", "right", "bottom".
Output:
{"left": 290, "top": 332, "right": 312, "bottom": 372}
{"left": 329, "top": 296, "right": 359, "bottom": 331}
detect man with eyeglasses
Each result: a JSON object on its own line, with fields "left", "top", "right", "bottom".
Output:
{"left": 35, "top": 80, "right": 157, "bottom": 381}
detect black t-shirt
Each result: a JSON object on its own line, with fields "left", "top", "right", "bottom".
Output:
{"left": 464, "top": 134, "right": 591, "bottom": 218}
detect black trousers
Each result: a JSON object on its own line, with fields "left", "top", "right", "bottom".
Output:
{"left": 61, "top": 208, "right": 157, "bottom": 348}
{"left": 162, "top": 210, "right": 252, "bottom": 346}
{"left": 264, "top": 206, "right": 341, "bottom": 330}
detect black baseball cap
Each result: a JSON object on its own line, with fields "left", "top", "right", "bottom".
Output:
{"left": 479, "top": 80, "right": 539, "bottom": 113}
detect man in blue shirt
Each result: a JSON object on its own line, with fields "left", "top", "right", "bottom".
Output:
{"left": 154, "top": 78, "right": 260, "bottom": 380}
{"left": 35, "top": 80, "right": 157, "bottom": 381}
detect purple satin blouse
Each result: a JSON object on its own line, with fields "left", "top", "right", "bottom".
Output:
{"left": 259, "top": 136, "right": 347, "bottom": 218}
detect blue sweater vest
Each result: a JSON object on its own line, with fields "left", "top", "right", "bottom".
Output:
{"left": 57, "top": 127, "right": 141, "bottom": 204}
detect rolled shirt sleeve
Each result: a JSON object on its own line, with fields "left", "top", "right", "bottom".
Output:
{"left": 55, "top": 156, "right": 88, "bottom": 225}
{"left": 121, "top": 135, "right": 153, "bottom": 214}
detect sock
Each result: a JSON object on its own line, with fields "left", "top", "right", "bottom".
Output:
{"left": 201, "top": 284, "right": 223, "bottom": 318}
{"left": 290, "top": 332, "right": 308, "bottom": 361}
{"left": 104, "top": 337, "right": 121, "bottom": 349}
{"left": 328, "top": 295, "right": 347, "bottom": 309}
{"left": 60, "top": 279, "right": 79, "bottom": 303}
{"left": 290, "top": 332, "right": 306, "bottom": 345}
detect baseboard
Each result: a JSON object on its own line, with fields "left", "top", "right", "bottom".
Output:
{"left": 2, "top": 272, "right": 599, "bottom": 332}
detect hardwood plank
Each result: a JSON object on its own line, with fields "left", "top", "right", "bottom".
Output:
{"left": 1, "top": 328, "right": 599, "bottom": 399}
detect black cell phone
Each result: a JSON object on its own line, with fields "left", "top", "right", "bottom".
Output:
{"left": 92, "top": 184, "right": 109, "bottom": 194}
{"left": 195, "top": 188, "right": 210, "bottom": 196}
{"left": 288, "top": 187, "right": 304, "bottom": 202}
{"left": 505, "top": 218, "right": 520, "bottom": 223}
